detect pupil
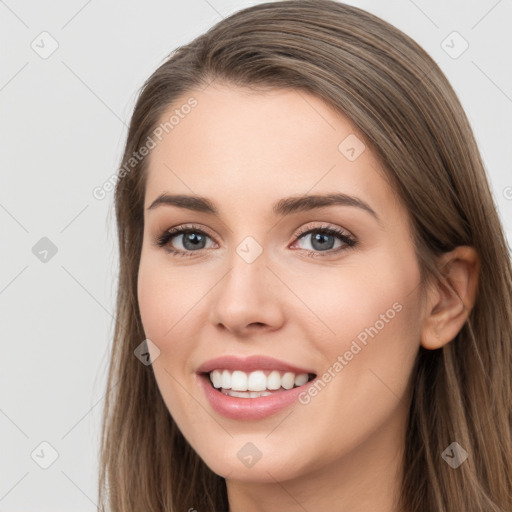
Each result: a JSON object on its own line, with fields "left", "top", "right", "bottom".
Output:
{"left": 183, "top": 233, "right": 204, "bottom": 250}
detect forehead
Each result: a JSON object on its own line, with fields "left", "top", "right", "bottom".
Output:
{"left": 143, "top": 84, "right": 402, "bottom": 221}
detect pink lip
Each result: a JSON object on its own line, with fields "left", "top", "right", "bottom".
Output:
{"left": 198, "top": 374, "right": 315, "bottom": 420}
{"left": 196, "top": 355, "right": 317, "bottom": 420}
{"left": 196, "top": 355, "right": 315, "bottom": 375}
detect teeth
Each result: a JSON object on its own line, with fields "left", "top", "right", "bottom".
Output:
{"left": 223, "top": 390, "right": 273, "bottom": 398}
{"left": 294, "top": 373, "right": 309, "bottom": 386}
{"left": 281, "top": 372, "right": 295, "bottom": 390}
{"left": 221, "top": 369, "right": 231, "bottom": 389}
{"left": 211, "top": 370, "right": 222, "bottom": 388}
{"left": 247, "top": 370, "right": 267, "bottom": 391}
{"left": 231, "top": 370, "right": 248, "bottom": 391}
{"left": 208, "top": 369, "right": 311, "bottom": 392}
{"left": 267, "top": 370, "right": 281, "bottom": 390}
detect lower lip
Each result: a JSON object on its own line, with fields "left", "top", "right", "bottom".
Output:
{"left": 199, "top": 374, "right": 313, "bottom": 420}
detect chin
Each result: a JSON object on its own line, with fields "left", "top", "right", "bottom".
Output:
{"left": 190, "top": 436, "right": 314, "bottom": 483}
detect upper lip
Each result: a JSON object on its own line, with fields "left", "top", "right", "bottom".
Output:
{"left": 196, "top": 355, "right": 315, "bottom": 375}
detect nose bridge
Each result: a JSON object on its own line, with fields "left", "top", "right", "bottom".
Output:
{"left": 219, "top": 235, "right": 269, "bottom": 306}
{"left": 208, "top": 235, "right": 284, "bottom": 333}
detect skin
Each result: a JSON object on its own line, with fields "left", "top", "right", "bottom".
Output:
{"left": 137, "top": 84, "right": 479, "bottom": 512}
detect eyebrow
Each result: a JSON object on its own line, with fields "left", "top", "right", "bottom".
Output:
{"left": 147, "top": 192, "right": 380, "bottom": 221}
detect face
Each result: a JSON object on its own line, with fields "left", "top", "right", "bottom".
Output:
{"left": 137, "top": 84, "right": 424, "bottom": 483}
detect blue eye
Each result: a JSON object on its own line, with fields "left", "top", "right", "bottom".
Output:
{"left": 155, "top": 224, "right": 214, "bottom": 257}
{"left": 154, "top": 223, "right": 357, "bottom": 258}
{"left": 292, "top": 225, "right": 357, "bottom": 257}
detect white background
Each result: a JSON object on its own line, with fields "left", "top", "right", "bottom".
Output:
{"left": 1, "top": 0, "right": 511, "bottom": 510}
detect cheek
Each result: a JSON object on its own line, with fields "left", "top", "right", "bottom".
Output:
{"left": 284, "top": 259, "right": 421, "bottom": 464}
{"left": 294, "top": 251, "right": 417, "bottom": 335}
{"left": 137, "top": 254, "right": 205, "bottom": 341}
{"left": 290, "top": 246, "right": 422, "bottom": 383}
{"left": 138, "top": 257, "right": 209, "bottom": 432}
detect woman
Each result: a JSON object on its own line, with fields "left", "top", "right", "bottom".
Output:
{"left": 98, "top": 1, "right": 512, "bottom": 510}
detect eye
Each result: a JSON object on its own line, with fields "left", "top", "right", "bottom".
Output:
{"left": 154, "top": 224, "right": 216, "bottom": 257}
{"left": 153, "top": 223, "right": 357, "bottom": 258}
{"left": 291, "top": 224, "right": 357, "bottom": 258}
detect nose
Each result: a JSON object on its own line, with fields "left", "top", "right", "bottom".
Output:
{"left": 208, "top": 248, "right": 286, "bottom": 337}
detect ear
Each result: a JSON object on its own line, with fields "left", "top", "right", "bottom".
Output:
{"left": 421, "top": 246, "right": 480, "bottom": 350}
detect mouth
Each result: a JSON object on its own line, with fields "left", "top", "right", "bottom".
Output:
{"left": 201, "top": 369, "right": 317, "bottom": 399}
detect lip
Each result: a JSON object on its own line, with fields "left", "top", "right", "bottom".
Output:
{"left": 196, "top": 355, "right": 317, "bottom": 420}
{"left": 198, "top": 373, "right": 316, "bottom": 420}
{"left": 196, "top": 355, "right": 315, "bottom": 375}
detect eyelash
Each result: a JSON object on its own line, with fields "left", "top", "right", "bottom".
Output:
{"left": 153, "top": 223, "right": 357, "bottom": 259}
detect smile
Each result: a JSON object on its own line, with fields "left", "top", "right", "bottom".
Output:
{"left": 208, "top": 369, "right": 315, "bottom": 398}
{"left": 196, "top": 354, "right": 318, "bottom": 419}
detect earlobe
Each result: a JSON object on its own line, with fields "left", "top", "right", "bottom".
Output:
{"left": 420, "top": 246, "right": 480, "bottom": 350}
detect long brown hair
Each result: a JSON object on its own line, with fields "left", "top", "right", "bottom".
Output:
{"left": 98, "top": 1, "right": 512, "bottom": 510}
